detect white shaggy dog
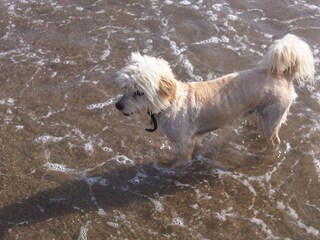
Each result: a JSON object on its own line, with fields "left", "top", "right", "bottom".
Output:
{"left": 115, "top": 34, "right": 315, "bottom": 168}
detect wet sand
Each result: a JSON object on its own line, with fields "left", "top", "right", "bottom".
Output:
{"left": 0, "top": 0, "right": 320, "bottom": 239}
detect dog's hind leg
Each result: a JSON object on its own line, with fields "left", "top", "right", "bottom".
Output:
{"left": 258, "top": 99, "right": 291, "bottom": 147}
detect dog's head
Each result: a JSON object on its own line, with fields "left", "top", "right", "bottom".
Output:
{"left": 115, "top": 52, "right": 177, "bottom": 116}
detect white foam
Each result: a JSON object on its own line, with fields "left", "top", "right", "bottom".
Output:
{"left": 150, "top": 199, "right": 164, "bottom": 212}
{"left": 171, "top": 217, "right": 185, "bottom": 227}
{"left": 102, "top": 146, "right": 113, "bottom": 152}
{"left": 0, "top": 98, "right": 15, "bottom": 106}
{"left": 250, "top": 217, "right": 280, "bottom": 239}
{"left": 276, "top": 201, "right": 286, "bottom": 210}
{"left": 79, "top": 76, "right": 99, "bottom": 84}
{"left": 211, "top": 3, "right": 223, "bottom": 11}
{"left": 84, "top": 141, "right": 94, "bottom": 154}
{"left": 98, "top": 178, "right": 109, "bottom": 186}
{"left": 180, "top": 0, "right": 191, "bottom": 5}
{"left": 195, "top": 189, "right": 213, "bottom": 200}
{"left": 112, "top": 155, "right": 135, "bottom": 166}
{"left": 193, "top": 35, "right": 230, "bottom": 46}
{"left": 190, "top": 204, "right": 199, "bottom": 210}
{"left": 174, "top": 180, "right": 191, "bottom": 188}
{"left": 77, "top": 221, "right": 91, "bottom": 240}
{"left": 314, "top": 159, "right": 320, "bottom": 180}
{"left": 83, "top": 176, "right": 103, "bottom": 186}
{"left": 100, "top": 49, "right": 110, "bottom": 61}
{"left": 86, "top": 97, "right": 115, "bottom": 110}
{"left": 152, "top": 163, "right": 175, "bottom": 175}
{"left": 296, "top": 220, "right": 320, "bottom": 237}
{"left": 287, "top": 206, "right": 299, "bottom": 220}
{"left": 215, "top": 207, "right": 234, "bottom": 221}
{"left": 128, "top": 169, "right": 147, "bottom": 184}
{"left": 285, "top": 204, "right": 320, "bottom": 237}
{"left": 35, "top": 135, "right": 64, "bottom": 144}
{"left": 97, "top": 208, "right": 107, "bottom": 216}
{"left": 44, "top": 162, "right": 74, "bottom": 173}
{"left": 106, "top": 222, "right": 119, "bottom": 228}
{"left": 15, "top": 125, "right": 24, "bottom": 131}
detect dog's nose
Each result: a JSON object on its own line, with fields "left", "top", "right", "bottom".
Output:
{"left": 115, "top": 101, "right": 124, "bottom": 111}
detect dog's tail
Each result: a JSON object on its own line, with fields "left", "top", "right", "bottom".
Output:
{"left": 259, "top": 34, "right": 315, "bottom": 83}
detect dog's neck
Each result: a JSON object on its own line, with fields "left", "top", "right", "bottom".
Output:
{"left": 145, "top": 80, "right": 181, "bottom": 132}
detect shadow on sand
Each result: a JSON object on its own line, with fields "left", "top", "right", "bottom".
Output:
{"left": 0, "top": 162, "right": 217, "bottom": 238}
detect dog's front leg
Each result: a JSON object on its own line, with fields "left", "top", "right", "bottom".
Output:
{"left": 171, "top": 138, "right": 196, "bottom": 170}
{"left": 194, "top": 134, "right": 204, "bottom": 153}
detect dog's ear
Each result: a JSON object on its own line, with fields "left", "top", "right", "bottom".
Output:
{"left": 159, "top": 77, "right": 176, "bottom": 101}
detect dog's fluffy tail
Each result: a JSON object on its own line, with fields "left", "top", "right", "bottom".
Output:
{"left": 259, "top": 34, "right": 315, "bottom": 83}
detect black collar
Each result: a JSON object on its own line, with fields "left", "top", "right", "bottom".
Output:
{"left": 145, "top": 113, "right": 158, "bottom": 132}
{"left": 145, "top": 109, "right": 165, "bottom": 132}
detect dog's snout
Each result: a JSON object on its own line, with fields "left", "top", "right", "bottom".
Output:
{"left": 115, "top": 101, "right": 124, "bottom": 111}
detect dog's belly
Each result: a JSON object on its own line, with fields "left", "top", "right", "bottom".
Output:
{"left": 195, "top": 103, "right": 253, "bottom": 135}
{"left": 196, "top": 126, "right": 219, "bottom": 135}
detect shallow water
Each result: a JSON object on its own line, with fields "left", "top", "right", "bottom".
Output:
{"left": 0, "top": 0, "right": 320, "bottom": 239}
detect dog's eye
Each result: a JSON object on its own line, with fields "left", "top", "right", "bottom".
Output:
{"left": 135, "top": 91, "right": 144, "bottom": 96}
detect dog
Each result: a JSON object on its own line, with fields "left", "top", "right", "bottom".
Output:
{"left": 115, "top": 34, "right": 315, "bottom": 168}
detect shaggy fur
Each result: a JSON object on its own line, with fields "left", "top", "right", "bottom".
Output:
{"left": 115, "top": 34, "right": 315, "bottom": 168}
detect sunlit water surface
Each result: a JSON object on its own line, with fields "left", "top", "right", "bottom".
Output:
{"left": 0, "top": 0, "right": 320, "bottom": 239}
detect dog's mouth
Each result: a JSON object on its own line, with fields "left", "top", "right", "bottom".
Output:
{"left": 123, "top": 112, "right": 132, "bottom": 116}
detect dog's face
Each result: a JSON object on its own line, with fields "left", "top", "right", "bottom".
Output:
{"left": 115, "top": 85, "right": 148, "bottom": 116}
{"left": 115, "top": 52, "right": 176, "bottom": 116}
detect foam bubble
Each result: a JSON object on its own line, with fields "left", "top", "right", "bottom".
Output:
{"left": 112, "top": 155, "right": 135, "bottom": 166}
{"left": 128, "top": 170, "right": 147, "bottom": 184}
{"left": 150, "top": 199, "right": 164, "bottom": 212}
{"left": 0, "top": 98, "right": 15, "bottom": 106}
{"left": 211, "top": 3, "right": 223, "bottom": 11}
{"left": 171, "top": 217, "right": 185, "bottom": 227}
{"left": 276, "top": 201, "right": 286, "bottom": 210}
{"left": 53, "top": 58, "right": 60, "bottom": 63}
{"left": 97, "top": 208, "right": 107, "bottom": 216}
{"left": 78, "top": 221, "right": 91, "bottom": 240}
{"left": 161, "top": 18, "right": 168, "bottom": 27}
{"left": 106, "top": 222, "right": 119, "bottom": 228}
{"left": 98, "top": 178, "right": 109, "bottom": 186}
{"left": 152, "top": 163, "right": 175, "bottom": 175}
{"left": 102, "top": 146, "right": 113, "bottom": 152}
{"left": 15, "top": 125, "right": 24, "bottom": 131}
{"left": 35, "top": 135, "right": 64, "bottom": 144}
{"left": 101, "top": 49, "right": 110, "bottom": 61}
{"left": 44, "top": 162, "right": 74, "bottom": 173}
{"left": 193, "top": 35, "right": 229, "bottom": 46}
{"left": 180, "top": 0, "right": 191, "bottom": 5}
{"left": 182, "top": 59, "right": 193, "bottom": 72}
{"left": 51, "top": 72, "right": 57, "bottom": 78}
{"left": 314, "top": 159, "right": 320, "bottom": 180}
{"left": 287, "top": 206, "right": 299, "bottom": 220}
{"left": 76, "top": 6, "right": 84, "bottom": 11}
{"left": 190, "top": 204, "right": 199, "bottom": 209}
{"left": 83, "top": 176, "right": 102, "bottom": 186}
{"left": 215, "top": 207, "right": 234, "bottom": 221}
{"left": 84, "top": 141, "right": 94, "bottom": 154}
{"left": 227, "top": 15, "right": 238, "bottom": 21}
{"left": 128, "top": 176, "right": 141, "bottom": 184}
{"left": 86, "top": 98, "right": 115, "bottom": 110}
